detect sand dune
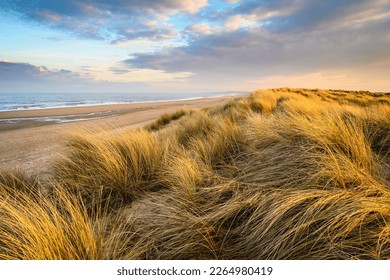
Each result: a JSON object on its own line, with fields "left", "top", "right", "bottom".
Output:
{"left": 1, "top": 88, "right": 389, "bottom": 260}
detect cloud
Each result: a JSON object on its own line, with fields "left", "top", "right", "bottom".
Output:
{"left": 224, "top": 14, "right": 258, "bottom": 31}
{"left": 112, "top": 21, "right": 178, "bottom": 44}
{"left": 0, "top": 60, "right": 105, "bottom": 92}
{"left": 1, "top": 0, "right": 208, "bottom": 41}
{"left": 0, "top": 61, "right": 83, "bottom": 82}
{"left": 186, "top": 23, "right": 217, "bottom": 35}
{"left": 94, "top": 64, "right": 193, "bottom": 83}
{"left": 2, "top": 1, "right": 389, "bottom": 92}
{"left": 231, "top": 0, "right": 390, "bottom": 32}
{"left": 123, "top": 0, "right": 390, "bottom": 89}
{"left": 0, "top": 60, "right": 193, "bottom": 93}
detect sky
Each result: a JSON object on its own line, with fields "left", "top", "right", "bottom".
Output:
{"left": 0, "top": 0, "right": 389, "bottom": 93}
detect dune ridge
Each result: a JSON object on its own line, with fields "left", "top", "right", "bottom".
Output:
{"left": 0, "top": 88, "right": 389, "bottom": 259}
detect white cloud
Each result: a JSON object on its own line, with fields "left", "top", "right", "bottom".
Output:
{"left": 224, "top": 14, "right": 258, "bottom": 31}
{"left": 177, "top": 0, "right": 208, "bottom": 14}
{"left": 188, "top": 23, "right": 218, "bottom": 35}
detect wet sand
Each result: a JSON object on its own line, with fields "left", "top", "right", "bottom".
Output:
{"left": 0, "top": 96, "right": 233, "bottom": 179}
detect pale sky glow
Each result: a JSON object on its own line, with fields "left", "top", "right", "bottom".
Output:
{"left": 0, "top": 0, "right": 389, "bottom": 93}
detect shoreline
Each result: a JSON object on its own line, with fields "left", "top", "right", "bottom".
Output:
{"left": 0, "top": 94, "right": 245, "bottom": 130}
{"left": 0, "top": 95, "right": 236, "bottom": 179}
{"left": 0, "top": 92, "right": 244, "bottom": 114}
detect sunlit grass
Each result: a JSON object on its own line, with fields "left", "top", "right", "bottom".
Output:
{"left": 0, "top": 88, "right": 389, "bottom": 259}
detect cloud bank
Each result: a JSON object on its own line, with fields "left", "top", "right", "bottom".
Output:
{"left": 1, "top": 0, "right": 389, "bottom": 92}
{"left": 126, "top": 1, "right": 390, "bottom": 76}
{"left": 3, "top": 0, "right": 208, "bottom": 41}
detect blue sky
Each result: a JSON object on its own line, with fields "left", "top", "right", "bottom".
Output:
{"left": 0, "top": 0, "right": 389, "bottom": 93}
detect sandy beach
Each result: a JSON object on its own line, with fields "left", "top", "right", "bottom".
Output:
{"left": 0, "top": 96, "right": 233, "bottom": 179}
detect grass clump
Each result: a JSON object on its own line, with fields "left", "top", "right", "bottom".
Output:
{"left": 146, "top": 109, "right": 188, "bottom": 131}
{"left": 54, "top": 129, "right": 169, "bottom": 206}
{"left": 0, "top": 171, "right": 101, "bottom": 259}
{"left": 0, "top": 88, "right": 389, "bottom": 259}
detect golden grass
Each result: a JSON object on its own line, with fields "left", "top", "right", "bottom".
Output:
{"left": 0, "top": 88, "right": 389, "bottom": 259}
{"left": 54, "top": 128, "right": 170, "bottom": 207}
{"left": 146, "top": 109, "right": 188, "bottom": 131}
{"left": 0, "top": 172, "right": 101, "bottom": 259}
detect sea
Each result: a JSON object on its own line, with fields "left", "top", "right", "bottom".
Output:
{"left": 0, "top": 91, "right": 246, "bottom": 124}
{"left": 0, "top": 91, "right": 244, "bottom": 112}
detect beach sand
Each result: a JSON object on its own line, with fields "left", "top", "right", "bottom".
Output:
{"left": 0, "top": 96, "right": 233, "bottom": 179}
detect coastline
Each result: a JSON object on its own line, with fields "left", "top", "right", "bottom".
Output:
{"left": 0, "top": 92, "right": 244, "bottom": 113}
{"left": 0, "top": 95, "right": 240, "bottom": 131}
{"left": 0, "top": 95, "right": 235, "bottom": 179}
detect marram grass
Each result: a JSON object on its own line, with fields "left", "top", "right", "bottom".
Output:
{"left": 0, "top": 88, "right": 389, "bottom": 259}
